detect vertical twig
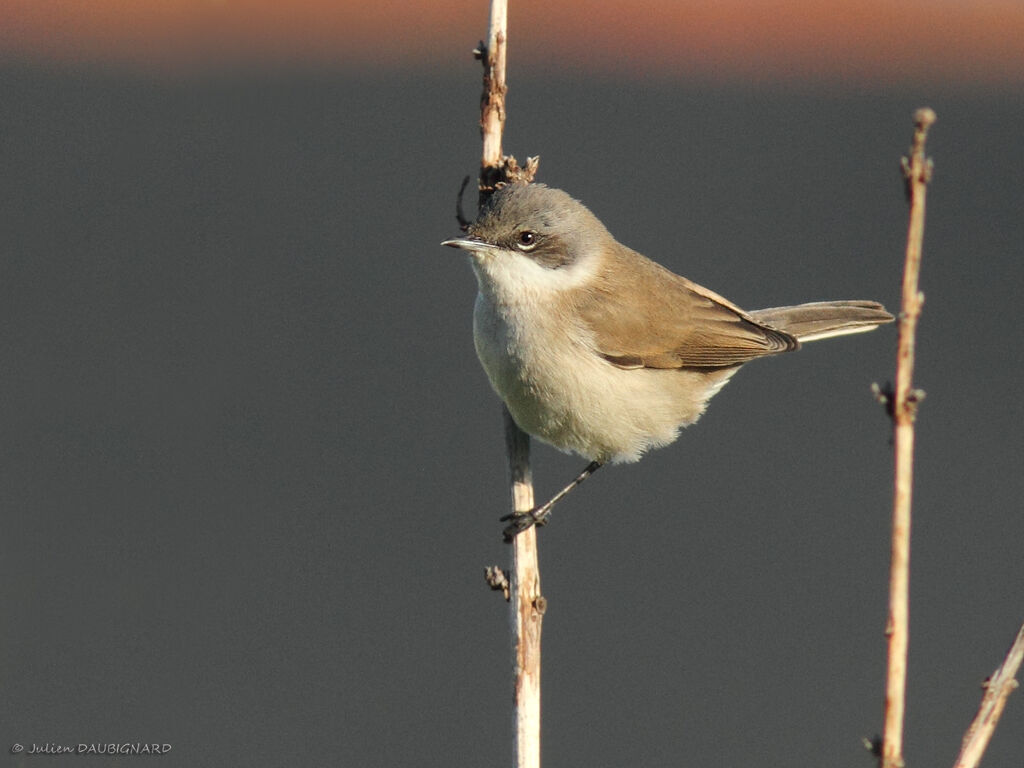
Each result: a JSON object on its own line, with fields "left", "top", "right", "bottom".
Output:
{"left": 504, "top": 409, "right": 543, "bottom": 768}
{"left": 953, "top": 623, "right": 1024, "bottom": 768}
{"left": 881, "top": 107, "right": 936, "bottom": 768}
{"left": 476, "top": 2, "right": 543, "bottom": 767}
{"left": 480, "top": 0, "right": 508, "bottom": 194}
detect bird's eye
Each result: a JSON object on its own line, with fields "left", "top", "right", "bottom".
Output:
{"left": 516, "top": 231, "right": 537, "bottom": 250}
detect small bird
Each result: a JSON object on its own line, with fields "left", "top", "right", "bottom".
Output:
{"left": 443, "top": 183, "right": 893, "bottom": 536}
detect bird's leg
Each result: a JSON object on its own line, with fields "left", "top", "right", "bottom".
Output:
{"left": 502, "top": 461, "right": 604, "bottom": 540}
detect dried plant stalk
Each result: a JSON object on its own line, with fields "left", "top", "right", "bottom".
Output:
{"left": 504, "top": 408, "right": 543, "bottom": 768}
{"left": 476, "top": 2, "right": 544, "bottom": 767}
{"left": 952, "top": 623, "right": 1024, "bottom": 768}
{"left": 881, "top": 107, "right": 935, "bottom": 768}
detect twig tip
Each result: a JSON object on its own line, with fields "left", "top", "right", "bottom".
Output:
{"left": 914, "top": 107, "right": 937, "bottom": 130}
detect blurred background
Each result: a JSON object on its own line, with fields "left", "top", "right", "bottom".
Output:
{"left": 2, "top": 1, "right": 1022, "bottom": 766}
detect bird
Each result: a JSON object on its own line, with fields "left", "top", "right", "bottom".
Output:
{"left": 442, "top": 182, "right": 893, "bottom": 536}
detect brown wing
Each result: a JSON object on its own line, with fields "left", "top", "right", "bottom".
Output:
{"left": 577, "top": 245, "right": 798, "bottom": 369}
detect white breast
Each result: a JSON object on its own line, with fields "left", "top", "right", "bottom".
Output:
{"left": 471, "top": 283, "right": 736, "bottom": 464}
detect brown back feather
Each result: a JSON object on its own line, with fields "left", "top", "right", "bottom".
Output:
{"left": 577, "top": 244, "right": 798, "bottom": 370}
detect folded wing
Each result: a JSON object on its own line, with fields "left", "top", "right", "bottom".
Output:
{"left": 577, "top": 246, "right": 799, "bottom": 370}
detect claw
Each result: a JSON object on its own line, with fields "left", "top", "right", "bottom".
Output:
{"left": 501, "top": 508, "right": 548, "bottom": 540}
{"left": 502, "top": 506, "right": 555, "bottom": 540}
{"left": 498, "top": 460, "right": 605, "bottom": 540}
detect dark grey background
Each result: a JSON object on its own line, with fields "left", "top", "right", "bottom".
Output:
{"left": 2, "top": 63, "right": 1022, "bottom": 767}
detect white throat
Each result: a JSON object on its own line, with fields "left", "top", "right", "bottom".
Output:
{"left": 469, "top": 247, "right": 602, "bottom": 307}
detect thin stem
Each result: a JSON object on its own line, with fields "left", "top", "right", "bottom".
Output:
{"left": 475, "top": 2, "right": 543, "bottom": 766}
{"left": 882, "top": 107, "right": 935, "bottom": 768}
{"left": 504, "top": 407, "right": 543, "bottom": 768}
{"left": 479, "top": 0, "right": 508, "bottom": 195}
{"left": 953, "top": 622, "right": 1024, "bottom": 768}
{"left": 482, "top": 0, "right": 507, "bottom": 166}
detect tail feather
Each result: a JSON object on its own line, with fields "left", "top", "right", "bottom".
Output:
{"left": 749, "top": 300, "right": 894, "bottom": 343}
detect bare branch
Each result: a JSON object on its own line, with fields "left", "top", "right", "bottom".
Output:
{"left": 474, "top": 3, "right": 543, "bottom": 767}
{"left": 953, "top": 623, "right": 1024, "bottom": 768}
{"left": 881, "top": 106, "right": 936, "bottom": 768}
{"left": 480, "top": 0, "right": 507, "bottom": 175}
{"left": 504, "top": 407, "right": 543, "bottom": 768}
{"left": 476, "top": 0, "right": 536, "bottom": 199}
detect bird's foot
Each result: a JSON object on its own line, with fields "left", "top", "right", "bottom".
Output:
{"left": 500, "top": 505, "right": 551, "bottom": 541}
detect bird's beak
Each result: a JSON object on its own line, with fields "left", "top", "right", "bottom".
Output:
{"left": 441, "top": 236, "right": 499, "bottom": 254}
